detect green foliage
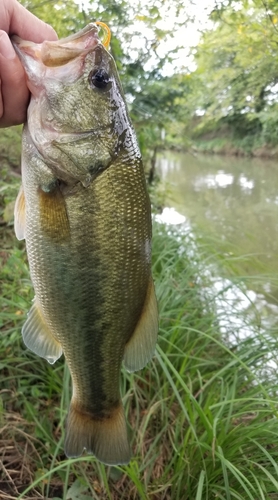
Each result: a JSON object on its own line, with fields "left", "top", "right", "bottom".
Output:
{"left": 1, "top": 168, "right": 278, "bottom": 498}
{"left": 0, "top": 126, "right": 21, "bottom": 169}
{"left": 259, "top": 103, "right": 278, "bottom": 144}
{"left": 14, "top": 0, "right": 194, "bottom": 169}
{"left": 186, "top": 0, "right": 278, "bottom": 151}
{"left": 131, "top": 74, "right": 189, "bottom": 166}
{"left": 11, "top": 0, "right": 278, "bottom": 157}
{"left": 21, "top": 0, "right": 83, "bottom": 37}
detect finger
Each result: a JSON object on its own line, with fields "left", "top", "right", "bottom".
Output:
{"left": 0, "top": 30, "right": 29, "bottom": 127}
{"left": 2, "top": 0, "right": 57, "bottom": 43}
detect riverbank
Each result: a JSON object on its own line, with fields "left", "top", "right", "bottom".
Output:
{"left": 1, "top": 163, "right": 278, "bottom": 498}
{"left": 191, "top": 137, "right": 278, "bottom": 158}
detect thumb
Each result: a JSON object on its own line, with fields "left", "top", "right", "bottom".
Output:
{"left": 3, "top": 0, "right": 57, "bottom": 42}
{"left": 0, "top": 30, "right": 29, "bottom": 126}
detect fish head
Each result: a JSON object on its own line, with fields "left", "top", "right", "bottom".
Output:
{"left": 12, "top": 24, "right": 138, "bottom": 186}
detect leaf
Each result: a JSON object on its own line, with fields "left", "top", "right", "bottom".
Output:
{"left": 66, "top": 479, "right": 92, "bottom": 500}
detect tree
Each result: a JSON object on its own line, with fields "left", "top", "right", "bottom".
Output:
{"left": 21, "top": 0, "right": 83, "bottom": 36}
{"left": 190, "top": 0, "right": 278, "bottom": 143}
{"left": 19, "top": 0, "right": 196, "bottom": 171}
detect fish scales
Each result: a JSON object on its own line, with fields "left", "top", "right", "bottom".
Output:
{"left": 23, "top": 146, "right": 151, "bottom": 411}
{"left": 13, "top": 23, "right": 158, "bottom": 465}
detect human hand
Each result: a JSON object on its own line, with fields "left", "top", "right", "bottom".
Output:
{"left": 0, "top": 0, "right": 57, "bottom": 127}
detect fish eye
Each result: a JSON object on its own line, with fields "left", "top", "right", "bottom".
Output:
{"left": 89, "top": 68, "right": 111, "bottom": 90}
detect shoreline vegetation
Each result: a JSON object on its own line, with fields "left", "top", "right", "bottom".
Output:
{"left": 191, "top": 139, "right": 278, "bottom": 158}
{"left": 1, "top": 0, "right": 278, "bottom": 494}
{"left": 2, "top": 127, "right": 278, "bottom": 169}
{"left": 1, "top": 167, "right": 278, "bottom": 499}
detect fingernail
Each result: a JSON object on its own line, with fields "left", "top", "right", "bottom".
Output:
{"left": 0, "top": 31, "right": 16, "bottom": 59}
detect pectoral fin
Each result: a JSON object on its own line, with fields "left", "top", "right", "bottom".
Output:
{"left": 14, "top": 185, "right": 26, "bottom": 240}
{"left": 39, "top": 185, "right": 70, "bottom": 242}
{"left": 123, "top": 278, "right": 158, "bottom": 372}
{"left": 22, "top": 300, "right": 63, "bottom": 364}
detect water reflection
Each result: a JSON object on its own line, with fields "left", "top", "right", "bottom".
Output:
{"left": 194, "top": 171, "right": 234, "bottom": 190}
{"left": 156, "top": 152, "right": 278, "bottom": 362}
{"left": 239, "top": 175, "right": 254, "bottom": 191}
{"left": 192, "top": 171, "right": 255, "bottom": 192}
{"left": 159, "top": 157, "right": 177, "bottom": 179}
{"left": 206, "top": 276, "right": 278, "bottom": 338}
{"left": 157, "top": 152, "right": 278, "bottom": 298}
{"left": 155, "top": 214, "right": 278, "bottom": 376}
{"left": 205, "top": 274, "right": 278, "bottom": 375}
{"left": 155, "top": 207, "right": 186, "bottom": 225}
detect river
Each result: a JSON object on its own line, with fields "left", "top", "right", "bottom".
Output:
{"left": 157, "top": 151, "right": 278, "bottom": 344}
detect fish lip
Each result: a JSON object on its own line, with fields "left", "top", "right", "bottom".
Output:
{"left": 58, "top": 23, "right": 99, "bottom": 44}
{"left": 12, "top": 22, "right": 98, "bottom": 47}
{"left": 11, "top": 23, "right": 100, "bottom": 67}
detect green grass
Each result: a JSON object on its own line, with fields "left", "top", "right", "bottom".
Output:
{"left": 1, "top": 174, "right": 278, "bottom": 499}
{"left": 0, "top": 126, "right": 22, "bottom": 169}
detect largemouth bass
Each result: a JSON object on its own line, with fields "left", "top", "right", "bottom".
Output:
{"left": 12, "top": 23, "right": 158, "bottom": 465}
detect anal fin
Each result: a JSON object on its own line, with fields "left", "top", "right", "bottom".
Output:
{"left": 14, "top": 184, "right": 26, "bottom": 240}
{"left": 123, "top": 278, "right": 158, "bottom": 372}
{"left": 22, "top": 300, "right": 63, "bottom": 364}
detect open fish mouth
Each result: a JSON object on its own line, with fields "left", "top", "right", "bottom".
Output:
{"left": 11, "top": 23, "right": 103, "bottom": 98}
{"left": 12, "top": 23, "right": 100, "bottom": 67}
{"left": 11, "top": 22, "right": 116, "bottom": 187}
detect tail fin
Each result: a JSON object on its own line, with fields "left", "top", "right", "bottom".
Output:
{"left": 64, "top": 400, "right": 131, "bottom": 465}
